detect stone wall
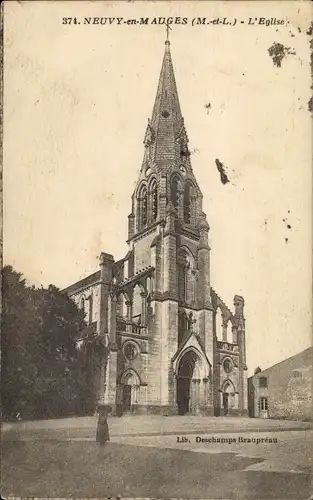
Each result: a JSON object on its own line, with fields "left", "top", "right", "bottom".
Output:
{"left": 134, "top": 229, "right": 157, "bottom": 272}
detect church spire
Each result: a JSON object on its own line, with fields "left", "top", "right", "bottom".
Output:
{"left": 130, "top": 36, "right": 205, "bottom": 240}
{"left": 144, "top": 37, "right": 187, "bottom": 169}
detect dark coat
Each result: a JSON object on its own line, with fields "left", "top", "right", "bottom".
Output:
{"left": 96, "top": 414, "right": 110, "bottom": 444}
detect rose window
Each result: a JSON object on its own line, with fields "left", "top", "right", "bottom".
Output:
{"left": 123, "top": 342, "right": 138, "bottom": 361}
{"left": 223, "top": 358, "right": 233, "bottom": 374}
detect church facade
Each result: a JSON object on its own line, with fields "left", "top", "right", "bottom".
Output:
{"left": 64, "top": 40, "right": 248, "bottom": 417}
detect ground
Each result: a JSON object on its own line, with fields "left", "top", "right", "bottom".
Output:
{"left": 2, "top": 416, "right": 312, "bottom": 499}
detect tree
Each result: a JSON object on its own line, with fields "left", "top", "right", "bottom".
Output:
{"left": 1, "top": 266, "right": 95, "bottom": 420}
{"left": 1, "top": 267, "right": 39, "bottom": 418}
{"left": 32, "top": 284, "right": 87, "bottom": 418}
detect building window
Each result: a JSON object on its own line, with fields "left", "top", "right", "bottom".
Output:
{"left": 151, "top": 181, "right": 158, "bottom": 220}
{"left": 178, "top": 263, "right": 187, "bottom": 302}
{"left": 259, "top": 397, "right": 268, "bottom": 411}
{"left": 177, "top": 249, "right": 195, "bottom": 304}
{"left": 123, "top": 342, "right": 139, "bottom": 361}
{"left": 142, "top": 192, "right": 147, "bottom": 226}
{"left": 178, "top": 310, "right": 188, "bottom": 331}
{"left": 183, "top": 183, "right": 191, "bottom": 224}
{"left": 223, "top": 358, "right": 233, "bottom": 374}
{"left": 139, "top": 185, "right": 148, "bottom": 228}
{"left": 171, "top": 176, "right": 179, "bottom": 211}
{"left": 292, "top": 371, "right": 302, "bottom": 378}
{"left": 259, "top": 377, "right": 268, "bottom": 388}
{"left": 178, "top": 310, "right": 188, "bottom": 345}
{"left": 215, "top": 308, "right": 224, "bottom": 340}
{"left": 80, "top": 297, "right": 85, "bottom": 311}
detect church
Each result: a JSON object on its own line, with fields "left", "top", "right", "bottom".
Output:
{"left": 63, "top": 38, "right": 248, "bottom": 417}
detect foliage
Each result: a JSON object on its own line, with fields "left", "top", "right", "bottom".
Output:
{"left": 1, "top": 267, "right": 38, "bottom": 419}
{"left": 1, "top": 266, "right": 99, "bottom": 420}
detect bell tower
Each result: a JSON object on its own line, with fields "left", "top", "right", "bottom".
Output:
{"left": 128, "top": 39, "right": 207, "bottom": 241}
{"left": 124, "top": 37, "right": 214, "bottom": 414}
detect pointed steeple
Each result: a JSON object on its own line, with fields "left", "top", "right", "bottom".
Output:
{"left": 144, "top": 40, "right": 188, "bottom": 169}
{"left": 130, "top": 36, "right": 206, "bottom": 241}
{"left": 151, "top": 40, "right": 183, "bottom": 129}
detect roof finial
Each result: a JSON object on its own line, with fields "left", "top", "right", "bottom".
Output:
{"left": 165, "top": 22, "right": 171, "bottom": 46}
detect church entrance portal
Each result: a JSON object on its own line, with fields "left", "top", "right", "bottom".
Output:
{"left": 119, "top": 370, "right": 140, "bottom": 415}
{"left": 177, "top": 350, "right": 198, "bottom": 415}
{"left": 222, "top": 392, "right": 229, "bottom": 415}
{"left": 222, "top": 381, "right": 235, "bottom": 416}
{"left": 122, "top": 385, "right": 131, "bottom": 412}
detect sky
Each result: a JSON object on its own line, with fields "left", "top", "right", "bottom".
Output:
{"left": 3, "top": 1, "right": 312, "bottom": 375}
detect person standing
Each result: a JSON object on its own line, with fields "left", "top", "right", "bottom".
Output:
{"left": 96, "top": 404, "right": 111, "bottom": 446}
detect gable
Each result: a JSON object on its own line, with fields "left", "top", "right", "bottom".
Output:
{"left": 172, "top": 331, "right": 212, "bottom": 378}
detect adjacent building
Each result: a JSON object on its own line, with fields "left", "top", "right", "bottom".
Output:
{"left": 64, "top": 39, "right": 248, "bottom": 417}
{"left": 248, "top": 347, "right": 312, "bottom": 421}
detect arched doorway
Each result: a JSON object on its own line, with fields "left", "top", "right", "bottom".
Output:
{"left": 120, "top": 370, "right": 140, "bottom": 415}
{"left": 222, "top": 380, "right": 235, "bottom": 416}
{"left": 177, "top": 351, "right": 198, "bottom": 415}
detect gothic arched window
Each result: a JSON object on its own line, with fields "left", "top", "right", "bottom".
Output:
{"left": 139, "top": 185, "right": 148, "bottom": 228}
{"left": 178, "top": 264, "right": 186, "bottom": 302}
{"left": 223, "top": 358, "right": 233, "bottom": 374}
{"left": 178, "top": 309, "right": 188, "bottom": 345}
{"left": 178, "top": 310, "right": 188, "bottom": 331}
{"left": 183, "top": 183, "right": 191, "bottom": 224}
{"left": 177, "top": 251, "right": 188, "bottom": 303}
{"left": 151, "top": 180, "right": 158, "bottom": 221}
{"left": 177, "top": 248, "right": 195, "bottom": 305}
{"left": 132, "top": 283, "right": 143, "bottom": 323}
{"left": 170, "top": 176, "right": 179, "bottom": 211}
{"left": 215, "top": 308, "right": 223, "bottom": 340}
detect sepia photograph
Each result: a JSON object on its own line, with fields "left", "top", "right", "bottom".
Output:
{"left": 1, "top": 1, "right": 312, "bottom": 499}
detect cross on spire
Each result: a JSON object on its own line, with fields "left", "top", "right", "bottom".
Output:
{"left": 165, "top": 22, "right": 172, "bottom": 45}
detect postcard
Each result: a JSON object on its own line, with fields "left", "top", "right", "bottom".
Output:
{"left": 2, "top": 1, "right": 312, "bottom": 499}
